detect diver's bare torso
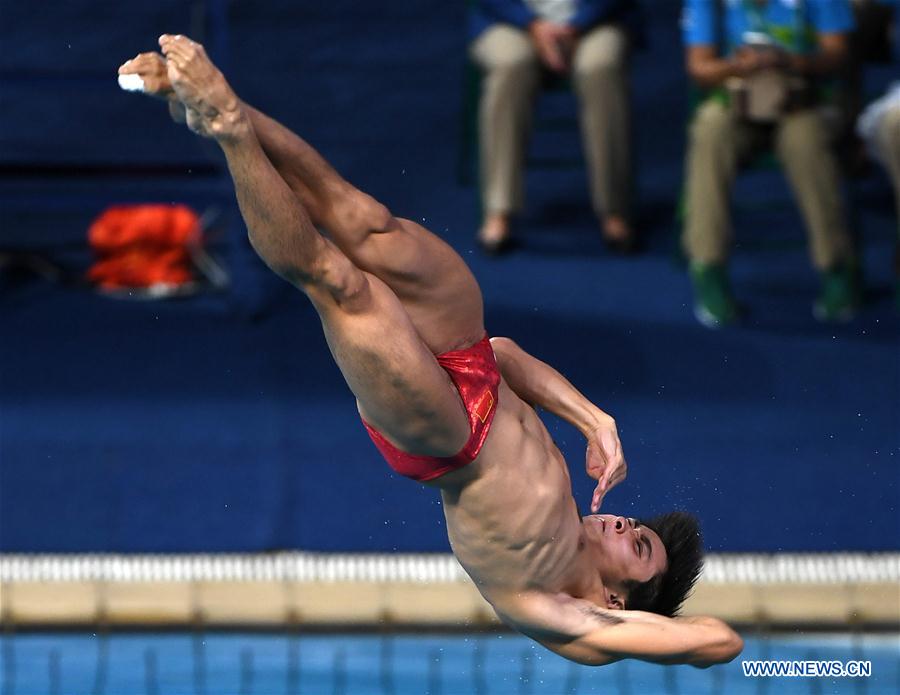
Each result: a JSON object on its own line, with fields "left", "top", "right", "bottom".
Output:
{"left": 432, "top": 377, "right": 606, "bottom": 615}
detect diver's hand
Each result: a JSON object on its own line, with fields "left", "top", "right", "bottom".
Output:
{"left": 584, "top": 415, "right": 627, "bottom": 513}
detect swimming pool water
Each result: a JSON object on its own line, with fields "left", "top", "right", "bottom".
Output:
{"left": 2, "top": 631, "right": 898, "bottom": 694}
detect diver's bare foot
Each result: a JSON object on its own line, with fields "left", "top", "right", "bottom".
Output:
{"left": 118, "top": 52, "right": 174, "bottom": 99}
{"left": 158, "top": 34, "right": 248, "bottom": 141}
{"left": 118, "top": 52, "right": 186, "bottom": 124}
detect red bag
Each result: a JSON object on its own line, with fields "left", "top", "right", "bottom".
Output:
{"left": 87, "top": 204, "right": 200, "bottom": 294}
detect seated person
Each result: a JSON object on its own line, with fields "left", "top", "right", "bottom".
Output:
{"left": 856, "top": 0, "right": 900, "bottom": 310}
{"left": 682, "top": 0, "right": 859, "bottom": 326}
{"left": 469, "top": 0, "right": 643, "bottom": 253}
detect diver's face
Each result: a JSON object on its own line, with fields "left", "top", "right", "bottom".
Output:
{"left": 582, "top": 514, "right": 667, "bottom": 594}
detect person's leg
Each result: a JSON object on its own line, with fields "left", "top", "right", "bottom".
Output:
{"left": 470, "top": 25, "right": 541, "bottom": 249}
{"left": 159, "top": 34, "right": 471, "bottom": 455}
{"left": 683, "top": 100, "right": 757, "bottom": 326}
{"left": 872, "top": 105, "right": 900, "bottom": 309}
{"left": 683, "top": 100, "right": 743, "bottom": 266}
{"left": 774, "top": 110, "right": 854, "bottom": 272}
{"left": 245, "top": 103, "right": 485, "bottom": 352}
{"left": 775, "top": 109, "right": 859, "bottom": 320}
{"left": 571, "top": 24, "right": 633, "bottom": 248}
{"left": 872, "top": 105, "right": 900, "bottom": 235}
{"left": 160, "top": 37, "right": 485, "bottom": 353}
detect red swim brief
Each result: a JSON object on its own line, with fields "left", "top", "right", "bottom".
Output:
{"left": 361, "top": 334, "right": 500, "bottom": 482}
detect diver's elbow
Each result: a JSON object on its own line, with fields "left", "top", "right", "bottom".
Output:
{"left": 710, "top": 627, "right": 744, "bottom": 666}
{"left": 692, "top": 623, "right": 744, "bottom": 668}
{"left": 724, "top": 630, "right": 745, "bottom": 662}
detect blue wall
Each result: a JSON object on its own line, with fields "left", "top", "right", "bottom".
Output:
{"left": 1, "top": 1, "right": 898, "bottom": 554}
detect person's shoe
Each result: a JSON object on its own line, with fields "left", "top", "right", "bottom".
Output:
{"left": 690, "top": 263, "right": 739, "bottom": 328}
{"left": 813, "top": 263, "right": 861, "bottom": 323}
{"left": 602, "top": 216, "right": 638, "bottom": 255}
{"left": 603, "top": 234, "right": 639, "bottom": 255}
{"left": 477, "top": 214, "right": 512, "bottom": 256}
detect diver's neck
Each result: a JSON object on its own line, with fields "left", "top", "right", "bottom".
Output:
{"left": 561, "top": 527, "right": 607, "bottom": 604}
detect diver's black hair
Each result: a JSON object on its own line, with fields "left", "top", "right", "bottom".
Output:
{"left": 625, "top": 511, "right": 703, "bottom": 617}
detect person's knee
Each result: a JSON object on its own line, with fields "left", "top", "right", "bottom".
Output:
{"left": 485, "top": 53, "right": 539, "bottom": 84}
{"left": 573, "top": 26, "right": 626, "bottom": 81}
{"left": 314, "top": 245, "right": 371, "bottom": 310}
{"left": 688, "top": 103, "right": 732, "bottom": 153}
{"left": 573, "top": 47, "right": 624, "bottom": 84}
{"left": 262, "top": 231, "right": 368, "bottom": 309}
{"left": 474, "top": 27, "right": 538, "bottom": 75}
{"left": 331, "top": 190, "right": 393, "bottom": 240}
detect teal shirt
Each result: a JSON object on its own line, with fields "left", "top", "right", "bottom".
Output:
{"left": 682, "top": 0, "right": 854, "bottom": 55}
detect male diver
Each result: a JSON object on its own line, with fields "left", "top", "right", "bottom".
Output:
{"left": 119, "top": 36, "right": 743, "bottom": 667}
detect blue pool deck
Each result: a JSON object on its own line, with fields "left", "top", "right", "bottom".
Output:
{"left": 1, "top": 631, "right": 898, "bottom": 694}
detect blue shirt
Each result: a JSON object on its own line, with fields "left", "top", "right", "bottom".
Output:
{"left": 682, "top": 0, "right": 853, "bottom": 55}
{"left": 469, "top": 0, "right": 645, "bottom": 45}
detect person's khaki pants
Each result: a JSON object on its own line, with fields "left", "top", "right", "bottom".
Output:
{"left": 683, "top": 99, "right": 853, "bottom": 270}
{"left": 470, "top": 24, "right": 631, "bottom": 220}
{"left": 872, "top": 104, "right": 900, "bottom": 241}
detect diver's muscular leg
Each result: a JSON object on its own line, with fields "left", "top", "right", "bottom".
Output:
{"left": 159, "top": 34, "right": 470, "bottom": 455}
{"left": 241, "top": 106, "right": 486, "bottom": 354}
{"left": 124, "top": 43, "right": 485, "bottom": 353}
